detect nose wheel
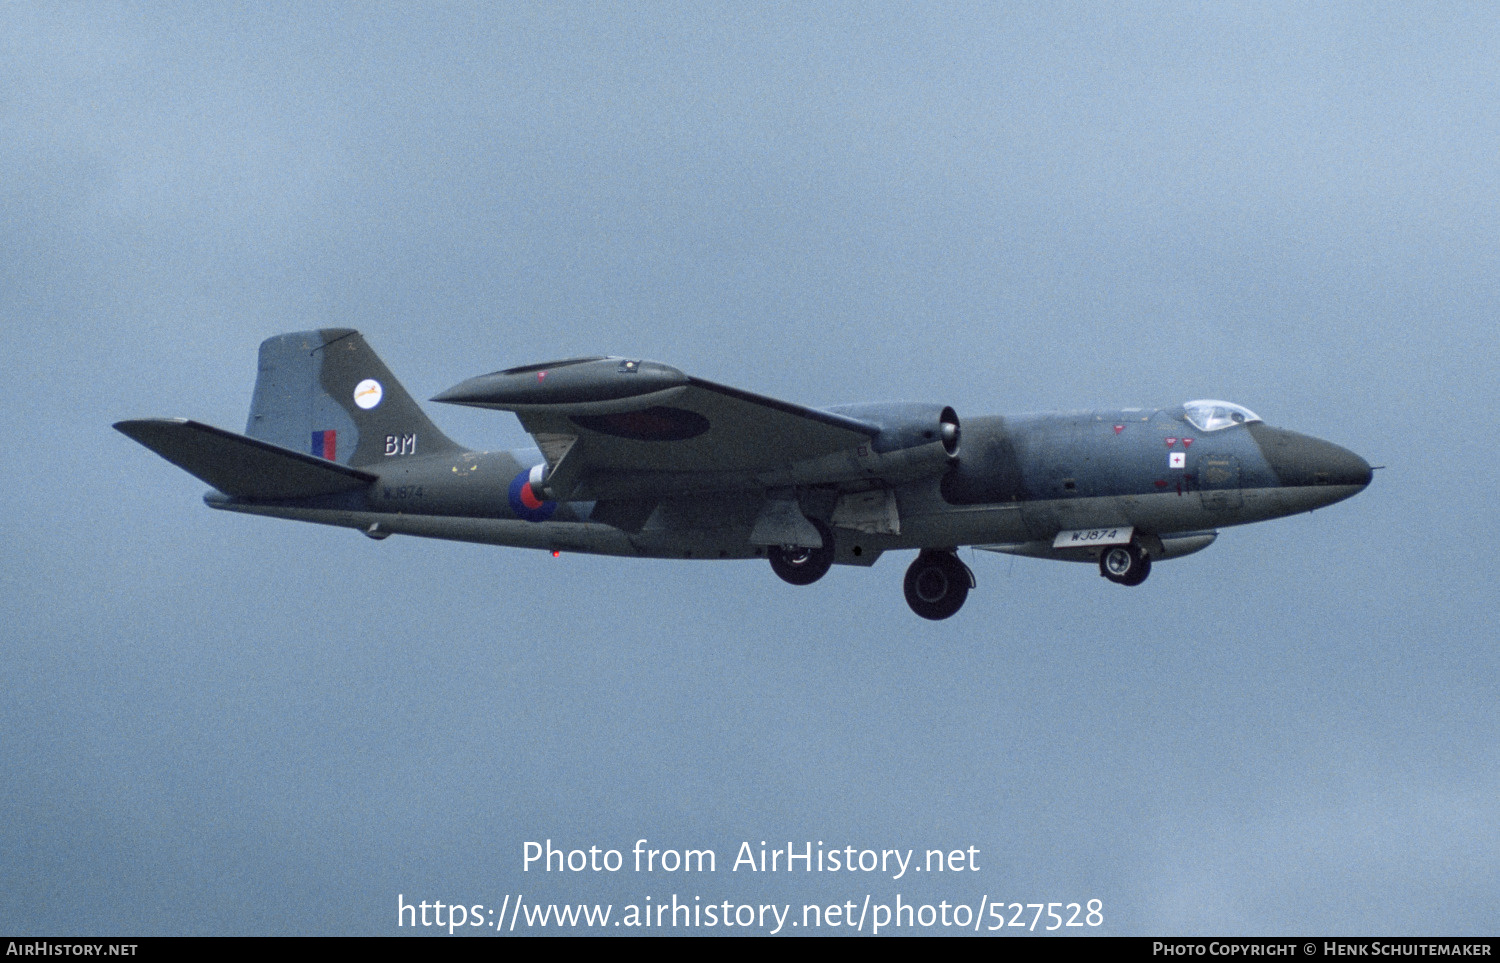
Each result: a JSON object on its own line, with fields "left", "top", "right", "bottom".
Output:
{"left": 903, "top": 550, "right": 974, "bottom": 620}
{"left": 1099, "top": 542, "right": 1151, "bottom": 586}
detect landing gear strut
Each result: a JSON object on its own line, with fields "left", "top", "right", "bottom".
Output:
{"left": 768, "top": 519, "right": 835, "bottom": 585}
{"left": 1099, "top": 541, "right": 1151, "bottom": 586}
{"left": 903, "top": 550, "right": 974, "bottom": 620}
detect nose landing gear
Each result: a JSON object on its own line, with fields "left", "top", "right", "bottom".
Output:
{"left": 1099, "top": 541, "right": 1151, "bottom": 586}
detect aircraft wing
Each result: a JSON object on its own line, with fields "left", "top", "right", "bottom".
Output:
{"left": 432, "top": 358, "right": 889, "bottom": 498}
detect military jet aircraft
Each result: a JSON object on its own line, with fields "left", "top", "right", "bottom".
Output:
{"left": 116, "top": 329, "right": 1372, "bottom": 619}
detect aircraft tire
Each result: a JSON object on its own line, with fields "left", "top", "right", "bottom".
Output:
{"left": 903, "top": 550, "right": 972, "bottom": 620}
{"left": 1100, "top": 542, "right": 1151, "bottom": 586}
{"left": 768, "top": 519, "right": 835, "bottom": 586}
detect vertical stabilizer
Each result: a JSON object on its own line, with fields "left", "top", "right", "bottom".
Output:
{"left": 246, "top": 329, "right": 464, "bottom": 467}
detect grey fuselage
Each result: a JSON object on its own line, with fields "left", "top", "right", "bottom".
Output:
{"left": 209, "top": 405, "right": 1372, "bottom": 567}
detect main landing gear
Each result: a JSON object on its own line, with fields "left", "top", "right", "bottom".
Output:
{"left": 1099, "top": 541, "right": 1151, "bottom": 586}
{"left": 903, "top": 550, "right": 975, "bottom": 620}
{"left": 768, "top": 519, "right": 835, "bottom": 586}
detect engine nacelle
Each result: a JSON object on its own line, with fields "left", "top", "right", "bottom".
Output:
{"left": 824, "top": 402, "right": 961, "bottom": 484}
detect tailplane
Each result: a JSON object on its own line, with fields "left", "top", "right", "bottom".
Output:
{"left": 246, "top": 329, "right": 464, "bottom": 466}
{"left": 114, "top": 418, "right": 377, "bottom": 499}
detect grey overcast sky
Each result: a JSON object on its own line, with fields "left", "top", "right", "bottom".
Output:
{"left": 3, "top": 2, "right": 1496, "bottom": 936}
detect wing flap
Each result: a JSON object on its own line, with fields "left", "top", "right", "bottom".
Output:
{"left": 115, "top": 418, "right": 378, "bottom": 499}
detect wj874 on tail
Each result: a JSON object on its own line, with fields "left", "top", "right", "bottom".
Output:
{"left": 117, "top": 330, "right": 1371, "bottom": 619}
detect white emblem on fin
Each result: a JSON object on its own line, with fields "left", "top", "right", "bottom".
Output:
{"left": 354, "top": 379, "right": 383, "bottom": 409}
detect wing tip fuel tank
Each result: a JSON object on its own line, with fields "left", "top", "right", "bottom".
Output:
{"left": 432, "top": 357, "right": 689, "bottom": 410}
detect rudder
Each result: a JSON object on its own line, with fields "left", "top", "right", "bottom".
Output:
{"left": 246, "top": 329, "right": 464, "bottom": 467}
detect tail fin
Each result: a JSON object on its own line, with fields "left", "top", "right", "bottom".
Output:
{"left": 246, "top": 329, "right": 465, "bottom": 467}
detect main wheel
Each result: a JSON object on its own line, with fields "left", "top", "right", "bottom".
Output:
{"left": 768, "top": 519, "right": 835, "bottom": 585}
{"left": 903, "top": 550, "right": 973, "bottom": 620}
{"left": 1099, "top": 542, "right": 1151, "bottom": 586}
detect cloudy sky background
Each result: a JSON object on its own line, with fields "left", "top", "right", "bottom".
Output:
{"left": 3, "top": 3, "right": 1496, "bottom": 935}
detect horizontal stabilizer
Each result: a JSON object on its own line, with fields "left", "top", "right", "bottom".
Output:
{"left": 115, "top": 418, "right": 378, "bottom": 499}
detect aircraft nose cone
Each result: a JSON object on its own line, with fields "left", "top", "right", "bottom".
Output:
{"left": 1331, "top": 446, "right": 1373, "bottom": 489}
{"left": 1247, "top": 424, "right": 1372, "bottom": 489}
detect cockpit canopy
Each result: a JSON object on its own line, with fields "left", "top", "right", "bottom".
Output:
{"left": 1182, "top": 400, "right": 1262, "bottom": 432}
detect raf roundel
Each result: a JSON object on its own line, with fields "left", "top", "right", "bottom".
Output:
{"left": 353, "top": 379, "right": 383, "bottom": 410}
